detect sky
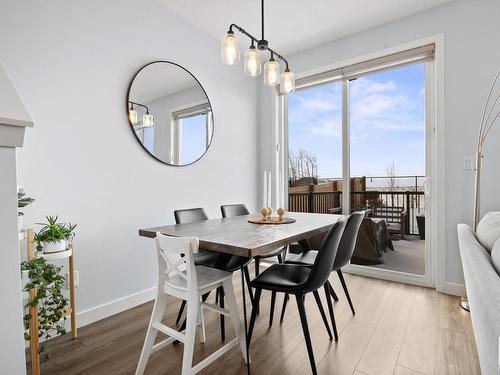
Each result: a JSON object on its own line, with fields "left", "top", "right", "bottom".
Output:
{"left": 288, "top": 62, "right": 425, "bottom": 179}
{"left": 180, "top": 114, "right": 207, "bottom": 164}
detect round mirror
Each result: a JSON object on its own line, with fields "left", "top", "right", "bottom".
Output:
{"left": 126, "top": 61, "right": 214, "bottom": 166}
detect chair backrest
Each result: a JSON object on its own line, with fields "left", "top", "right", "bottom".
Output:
{"left": 174, "top": 208, "right": 209, "bottom": 224}
{"left": 303, "top": 218, "right": 346, "bottom": 292}
{"left": 221, "top": 204, "right": 250, "bottom": 218}
{"left": 333, "top": 211, "right": 365, "bottom": 270}
{"left": 155, "top": 232, "right": 199, "bottom": 291}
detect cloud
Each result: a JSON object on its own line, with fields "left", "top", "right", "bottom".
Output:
{"left": 350, "top": 80, "right": 397, "bottom": 97}
{"left": 310, "top": 118, "right": 342, "bottom": 138}
{"left": 301, "top": 98, "right": 337, "bottom": 111}
{"left": 372, "top": 121, "right": 424, "bottom": 131}
{"left": 351, "top": 94, "right": 408, "bottom": 120}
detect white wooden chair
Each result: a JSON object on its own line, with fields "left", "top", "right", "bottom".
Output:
{"left": 135, "top": 233, "right": 248, "bottom": 375}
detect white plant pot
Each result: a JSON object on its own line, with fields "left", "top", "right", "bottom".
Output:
{"left": 42, "top": 240, "right": 67, "bottom": 254}
{"left": 18, "top": 215, "right": 23, "bottom": 232}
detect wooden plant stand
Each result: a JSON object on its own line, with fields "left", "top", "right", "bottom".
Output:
{"left": 22, "top": 228, "right": 77, "bottom": 375}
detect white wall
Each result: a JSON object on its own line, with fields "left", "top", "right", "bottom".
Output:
{"left": 260, "top": 0, "right": 500, "bottom": 288}
{"left": 0, "top": 0, "right": 259, "bottom": 322}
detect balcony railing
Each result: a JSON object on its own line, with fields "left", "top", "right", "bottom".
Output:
{"left": 288, "top": 190, "right": 425, "bottom": 235}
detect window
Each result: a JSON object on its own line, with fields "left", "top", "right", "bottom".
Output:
{"left": 171, "top": 103, "right": 213, "bottom": 164}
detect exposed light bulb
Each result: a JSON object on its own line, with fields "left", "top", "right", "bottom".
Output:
{"left": 221, "top": 31, "right": 240, "bottom": 65}
{"left": 129, "top": 105, "right": 138, "bottom": 125}
{"left": 143, "top": 112, "right": 155, "bottom": 127}
{"left": 264, "top": 58, "right": 280, "bottom": 86}
{"left": 280, "top": 69, "right": 295, "bottom": 94}
{"left": 244, "top": 45, "right": 262, "bottom": 77}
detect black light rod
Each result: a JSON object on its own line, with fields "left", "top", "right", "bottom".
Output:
{"left": 261, "top": 0, "right": 264, "bottom": 40}
{"left": 128, "top": 101, "right": 150, "bottom": 112}
{"left": 229, "top": 23, "right": 289, "bottom": 69}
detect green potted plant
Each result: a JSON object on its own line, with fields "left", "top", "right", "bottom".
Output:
{"left": 17, "top": 186, "right": 35, "bottom": 231}
{"left": 34, "top": 216, "right": 77, "bottom": 254}
{"left": 21, "top": 257, "right": 68, "bottom": 353}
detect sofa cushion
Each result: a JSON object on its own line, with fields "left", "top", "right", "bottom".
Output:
{"left": 476, "top": 211, "right": 500, "bottom": 252}
{"left": 492, "top": 238, "right": 500, "bottom": 276}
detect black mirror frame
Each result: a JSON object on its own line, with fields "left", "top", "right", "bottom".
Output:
{"left": 126, "top": 60, "right": 215, "bottom": 167}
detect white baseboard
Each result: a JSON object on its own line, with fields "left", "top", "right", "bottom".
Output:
{"left": 75, "top": 286, "right": 157, "bottom": 328}
{"left": 343, "top": 264, "right": 434, "bottom": 288}
{"left": 27, "top": 287, "right": 157, "bottom": 346}
{"left": 443, "top": 282, "right": 466, "bottom": 296}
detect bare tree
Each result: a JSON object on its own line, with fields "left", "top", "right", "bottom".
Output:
{"left": 385, "top": 161, "right": 398, "bottom": 191}
{"left": 289, "top": 149, "right": 319, "bottom": 186}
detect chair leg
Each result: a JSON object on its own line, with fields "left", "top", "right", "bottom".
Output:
{"left": 254, "top": 258, "right": 261, "bottom": 315}
{"left": 181, "top": 297, "right": 198, "bottom": 375}
{"left": 176, "top": 300, "right": 186, "bottom": 325}
{"left": 313, "top": 290, "right": 333, "bottom": 341}
{"left": 219, "top": 286, "right": 225, "bottom": 341}
{"left": 337, "top": 269, "right": 355, "bottom": 315}
{"left": 136, "top": 292, "right": 168, "bottom": 375}
{"left": 277, "top": 253, "right": 283, "bottom": 263}
{"left": 295, "top": 293, "right": 318, "bottom": 375}
{"left": 223, "top": 279, "right": 248, "bottom": 363}
{"left": 269, "top": 292, "right": 276, "bottom": 327}
{"left": 280, "top": 293, "right": 289, "bottom": 323}
{"left": 323, "top": 283, "right": 338, "bottom": 341}
{"left": 328, "top": 281, "right": 339, "bottom": 302}
{"left": 198, "top": 297, "right": 206, "bottom": 344}
{"left": 243, "top": 266, "right": 254, "bottom": 304}
{"left": 175, "top": 291, "right": 210, "bottom": 345}
{"left": 247, "top": 288, "right": 262, "bottom": 348}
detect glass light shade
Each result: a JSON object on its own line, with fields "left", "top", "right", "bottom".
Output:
{"left": 129, "top": 109, "right": 138, "bottom": 125}
{"left": 244, "top": 47, "right": 262, "bottom": 77}
{"left": 143, "top": 113, "right": 155, "bottom": 127}
{"left": 280, "top": 70, "right": 295, "bottom": 94}
{"left": 264, "top": 59, "right": 280, "bottom": 86}
{"left": 221, "top": 33, "right": 240, "bottom": 65}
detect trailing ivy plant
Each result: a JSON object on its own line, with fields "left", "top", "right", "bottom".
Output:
{"left": 21, "top": 257, "right": 68, "bottom": 353}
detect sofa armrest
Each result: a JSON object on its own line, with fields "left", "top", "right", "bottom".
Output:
{"left": 458, "top": 223, "right": 500, "bottom": 374}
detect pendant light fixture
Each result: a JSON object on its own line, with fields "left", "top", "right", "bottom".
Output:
{"left": 264, "top": 53, "right": 280, "bottom": 86}
{"left": 142, "top": 110, "right": 155, "bottom": 127}
{"left": 221, "top": 0, "right": 295, "bottom": 94}
{"left": 221, "top": 30, "right": 240, "bottom": 65}
{"left": 128, "top": 101, "right": 155, "bottom": 128}
{"left": 244, "top": 41, "right": 262, "bottom": 76}
{"left": 128, "top": 103, "right": 138, "bottom": 125}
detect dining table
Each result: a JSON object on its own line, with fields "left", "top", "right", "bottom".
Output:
{"left": 139, "top": 211, "right": 345, "bottom": 374}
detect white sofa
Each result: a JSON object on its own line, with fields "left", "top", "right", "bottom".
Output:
{"left": 458, "top": 215, "right": 500, "bottom": 374}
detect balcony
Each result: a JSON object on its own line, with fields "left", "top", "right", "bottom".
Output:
{"left": 288, "top": 176, "right": 425, "bottom": 275}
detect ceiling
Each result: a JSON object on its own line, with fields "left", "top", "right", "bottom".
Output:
{"left": 130, "top": 62, "right": 199, "bottom": 103}
{"left": 161, "top": 0, "right": 452, "bottom": 55}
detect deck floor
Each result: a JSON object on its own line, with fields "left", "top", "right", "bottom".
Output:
{"left": 28, "top": 272, "right": 479, "bottom": 375}
{"left": 372, "top": 236, "right": 425, "bottom": 275}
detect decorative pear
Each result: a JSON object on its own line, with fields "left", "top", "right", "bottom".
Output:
{"left": 261, "top": 207, "right": 269, "bottom": 221}
{"left": 277, "top": 208, "right": 285, "bottom": 221}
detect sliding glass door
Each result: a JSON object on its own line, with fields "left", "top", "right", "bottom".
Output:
{"left": 348, "top": 63, "right": 426, "bottom": 276}
{"left": 283, "top": 46, "right": 434, "bottom": 284}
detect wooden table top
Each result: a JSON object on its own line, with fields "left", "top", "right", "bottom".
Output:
{"left": 139, "top": 212, "right": 345, "bottom": 257}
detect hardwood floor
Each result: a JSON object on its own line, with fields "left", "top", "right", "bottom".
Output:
{"left": 28, "top": 272, "right": 480, "bottom": 375}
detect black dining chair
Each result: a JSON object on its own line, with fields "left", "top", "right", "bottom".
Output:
{"left": 280, "top": 211, "right": 364, "bottom": 340}
{"left": 247, "top": 218, "right": 346, "bottom": 375}
{"left": 173, "top": 208, "right": 253, "bottom": 341}
{"left": 220, "top": 204, "right": 288, "bottom": 326}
